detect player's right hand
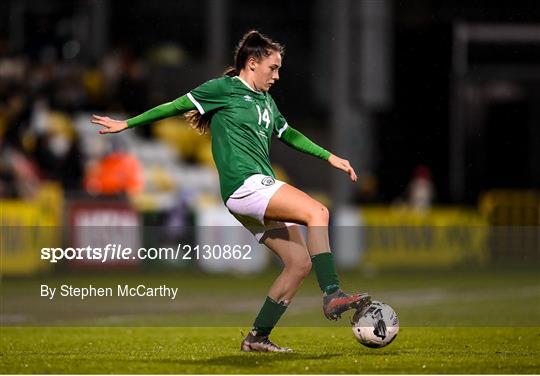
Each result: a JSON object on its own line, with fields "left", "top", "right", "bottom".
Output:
{"left": 328, "top": 154, "right": 358, "bottom": 182}
{"left": 91, "top": 115, "right": 128, "bottom": 134}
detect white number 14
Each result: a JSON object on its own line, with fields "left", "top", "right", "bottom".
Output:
{"left": 256, "top": 105, "right": 270, "bottom": 129}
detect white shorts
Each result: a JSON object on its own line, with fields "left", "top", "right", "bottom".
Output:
{"left": 226, "top": 174, "right": 295, "bottom": 242}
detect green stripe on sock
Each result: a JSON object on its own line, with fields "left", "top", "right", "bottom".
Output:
{"left": 311, "top": 252, "right": 340, "bottom": 295}
{"left": 252, "top": 297, "right": 288, "bottom": 337}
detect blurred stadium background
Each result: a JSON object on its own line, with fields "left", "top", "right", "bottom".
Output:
{"left": 1, "top": 0, "right": 539, "bottom": 328}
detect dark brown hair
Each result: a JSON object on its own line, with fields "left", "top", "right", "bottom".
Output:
{"left": 186, "top": 30, "right": 284, "bottom": 134}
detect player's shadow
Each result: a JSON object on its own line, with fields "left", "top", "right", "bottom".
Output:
{"left": 182, "top": 352, "right": 341, "bottom": 368}
{"left": 353, "top": 350, "right": 402, "bottom": 356}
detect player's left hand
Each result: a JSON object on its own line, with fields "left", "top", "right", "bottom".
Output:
{"left": 91, "top": 115, "right": 128, "bottom": 134}
{"left": 328, "top": 154, "right": 358, "bottom": 182}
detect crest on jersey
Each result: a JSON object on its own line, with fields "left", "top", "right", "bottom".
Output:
{"left": 243, "top": 95, "right": 253, "bottom": 102}
{"left": 261, "top": 177, "right": 275, "bottom": 186}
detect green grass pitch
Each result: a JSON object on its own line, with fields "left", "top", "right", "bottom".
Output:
{"left": 1, "top": 266, "right": 539, "bottom": 373}
{"left": 1, "top": 327, "right": 539, "bottom": 373}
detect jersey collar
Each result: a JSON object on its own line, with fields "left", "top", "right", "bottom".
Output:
{"left": 235, "top": 76, "right": 263, "bottom": 94}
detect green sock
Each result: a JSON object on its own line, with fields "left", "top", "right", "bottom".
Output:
{"left": 311, "top": 252, "right": 340, "bottom": 295}
{"left": 252, "top": 296, "right": 288, "bottom": 337}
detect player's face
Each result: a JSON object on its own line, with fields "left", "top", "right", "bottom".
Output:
{"left": 252, "top": 51, "right": 281, "bottom": 92}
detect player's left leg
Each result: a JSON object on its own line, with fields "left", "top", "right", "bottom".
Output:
{"left": 264, "top": 183, "right": 371, "bottom": 320}
{"left": 241, "top": 225, "right": 309, "bottom": 352}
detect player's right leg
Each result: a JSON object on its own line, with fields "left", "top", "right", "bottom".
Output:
{"left": 241, "top": 225, "right": 309, "bottom": 352}
{"left": 264, "top": 183, "right": 371, "bottom": 320}
{"left": 263, "top": 225, "right": 311, "bottom": 304}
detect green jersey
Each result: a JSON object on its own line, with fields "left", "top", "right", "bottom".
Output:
{"left": 126, "top": 75, "right": 330, "bottom": 202}
{"left": 183, "top": 75, "right": 289, "bottom": 202}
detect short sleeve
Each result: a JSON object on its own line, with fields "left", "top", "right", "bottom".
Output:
{"left": 269, "top": 96, "right": 289, "bottom": 138}
{"left": 187, "top": 77, "right": 231, "bottom": 115}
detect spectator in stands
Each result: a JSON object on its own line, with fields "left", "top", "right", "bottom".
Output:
{"left": 33, "top": 111, "right": 83, "bottom": 190}
{"left": 84, "top": 138, "right": 143, "bottom": 197}
{"left": 0, "top": 139, "right": 42, "bottom": 199}
{"left": 407, "top": 165, "right": 435, "bottom": 212}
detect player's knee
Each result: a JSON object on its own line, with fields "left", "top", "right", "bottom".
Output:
{"left": 320, "top": 205, "right": 330, "bottom": 223}
{"left": 285, "top": 257, "right": 311, "bottom": 279}
{"left": 307, "top": 204, "right": 329, "bottom": 225}
{"left": 295, "top": 258, "right": 312, "bottom": 278}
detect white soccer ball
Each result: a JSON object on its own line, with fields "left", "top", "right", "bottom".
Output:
{"left": 352, "top": 301, "right": 399, "bottom": 348}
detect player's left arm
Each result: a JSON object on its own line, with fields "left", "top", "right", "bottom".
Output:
{"left": 277, "top": 125, "right": 357, "bottom": 182}
{"left": 270, "top": 97, "right": 357, "bottom": 181}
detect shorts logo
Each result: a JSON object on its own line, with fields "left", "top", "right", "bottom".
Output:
{"left": 261, "top": 177, "right": 275, "bottom": 186}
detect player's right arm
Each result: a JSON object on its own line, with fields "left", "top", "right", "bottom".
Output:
{"left": 92, "top": 77, "right": 230, "bottom": 134}
{"left": 91, "top": 96, "right": 196, "bottom": 134}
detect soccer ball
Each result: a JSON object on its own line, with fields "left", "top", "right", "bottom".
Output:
{"left": 352, "top": 301, "right": 399, "bottom": 348}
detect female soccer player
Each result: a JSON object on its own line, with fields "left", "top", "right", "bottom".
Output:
{"left": 91, "top": 30, "right": 371, "bottom": 352}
